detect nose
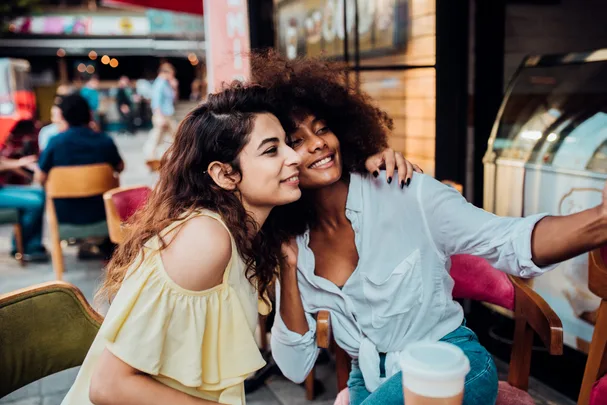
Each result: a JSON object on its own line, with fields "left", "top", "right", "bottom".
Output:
{"left": 308, "top": 133, "right": 327, "bottom": 152}
{"left": 285, "top": 145, "right": 302, "bottom": 167}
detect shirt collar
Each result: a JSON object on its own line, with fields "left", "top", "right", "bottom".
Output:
{"left": 345, "top": 172, "right": 363, "bottom": 213}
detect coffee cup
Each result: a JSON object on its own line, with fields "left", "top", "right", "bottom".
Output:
{"left": 400, "top": 341, "right": 470, "bottom": 405}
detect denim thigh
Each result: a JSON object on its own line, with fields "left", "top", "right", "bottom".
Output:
{"left": 346, "top": 326, "right": 498, "bottom": 405}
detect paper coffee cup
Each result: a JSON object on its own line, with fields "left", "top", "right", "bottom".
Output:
{"left": 400, "top": 341, "right": 470, "bottom": 400}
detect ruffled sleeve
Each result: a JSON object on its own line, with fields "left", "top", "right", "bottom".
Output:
{"left": 100, "top": 252, "right": 266, "bottom": 391}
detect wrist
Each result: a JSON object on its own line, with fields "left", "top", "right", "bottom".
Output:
{"left": 594, "top": 204, "right": 607, "bottom": 235}
{"left": 280, "top": 263, "right": 298, "bottom": 279}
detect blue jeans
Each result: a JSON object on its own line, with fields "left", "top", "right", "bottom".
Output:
{"left": 347, "top": 326, "right": 498, "bottom": 405}
{"left": 0, "top": 185, "right": 45, "bottom": 254}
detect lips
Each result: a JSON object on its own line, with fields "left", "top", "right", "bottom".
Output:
{"left": 309, "top": 153, "right": 334, "bottom": 168}
{"left": 281, "top": 175, "right": 299, "bottom": 183}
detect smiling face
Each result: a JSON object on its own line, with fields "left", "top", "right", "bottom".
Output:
{"left": 235, "top": 113, "right": 303, "bottom": 209}
{"left": 289, "top": 114, "right": 343, "bottom": 189}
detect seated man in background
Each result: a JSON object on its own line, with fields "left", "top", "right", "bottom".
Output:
{"left": 36, "top": 93, "right": 124, "bottom": 259}
{"left": 0, "top": 155, "right": 48, "bottom": 262}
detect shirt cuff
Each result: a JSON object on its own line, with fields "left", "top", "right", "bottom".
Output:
{"left": 271, "top": 312, "right": 317, "bottom": 347}
{"left": 511, "top": 213, "right": 559, "bottom": 278}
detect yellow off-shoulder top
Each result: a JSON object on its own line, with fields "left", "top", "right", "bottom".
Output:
{"left": 61, "top": 210, "right": 271, "bottom": 405}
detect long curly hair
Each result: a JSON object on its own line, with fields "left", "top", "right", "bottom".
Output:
{"left": 97, "top": 83, "right": 292, "bottom": 303}
{"left": 251, "top": 50, "right": 392, "bottom": 237}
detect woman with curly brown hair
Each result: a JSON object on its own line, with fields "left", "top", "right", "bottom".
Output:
{"left": 254, "top": 52, "right": 607, "bottom": 405}
{"left": 60, "top": 84, "right": 304, "bottom": 405}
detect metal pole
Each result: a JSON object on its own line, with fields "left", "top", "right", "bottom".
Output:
{"left": 353, "top": 0, "right": 360, "bottom": 91}
{"left": 342, "top": 0, "right": 350, "bottom": 88}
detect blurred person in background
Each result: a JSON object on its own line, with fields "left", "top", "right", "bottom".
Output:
{"left": 0, "top": 155, "right": 48, "bottom": 262}
{"left": 35, "top": 93, "right": 124, "bottom": 259}
{"left": 38, "top": 100, "right": 68, "bottom": 151}
{"left": 115, "top": 76, "right": 135, "bottom": 135}
{"left": 146, "top": 63, "right": 176, "bottom": 161}
{"left": 190, "top": 79, "right": 203, "bottom": 102}
{"left": 80, "top": 75, "right": 100, "bottom": 125}
{"left": 39, "top": 84, "right": 75, "bottom": 151}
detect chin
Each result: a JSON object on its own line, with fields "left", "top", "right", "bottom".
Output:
{"left": 301, "top": 170, "right": 342, "bottom": 188}
{"left": 276, "top": 189, "right": 302, "bottom": 205}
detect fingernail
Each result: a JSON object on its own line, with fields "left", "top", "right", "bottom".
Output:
{"left": 373, "top": 171, "right": 379, "bottom": 178}
{"left": 406, "top": 178, "right": 411, "bottom": 186}
{"left": 400, "top": 180, "right": 405, "bottom": 189}
{"left": 387, "top": 177, "right": 392, "bottom": 184}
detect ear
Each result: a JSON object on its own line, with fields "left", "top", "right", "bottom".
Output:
{"left": 207, "top": 161, "right": 241, "bottom": 191}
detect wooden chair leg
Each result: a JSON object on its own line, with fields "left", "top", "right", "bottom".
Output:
{"left": 305, "top": 366, "right": 315, "bottom": 400}
{"left": 334, "top": 342, "right": 352, "bottom": 392}
{"left": 579, "top": 301, "right": 607, "bottom": 405}
{"left": 49, "top": 224, "right": 64, "bottom": 280}
{"left": 508, "top": 315, "right": 534, "bottom": 391}
{"left": 258, "top": 315, "right": 268, "bottom": 352}
{"left": 13, "top": 224, "right": 25, "bottom": 266}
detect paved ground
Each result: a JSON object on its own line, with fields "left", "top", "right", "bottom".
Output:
{"left": 0, "top": 131, "right": 575, "bottom": 405}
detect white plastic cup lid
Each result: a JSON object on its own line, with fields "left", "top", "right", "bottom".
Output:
{"left": 400, "top": 341, "right": 470, "bottom": 380}
{"left": 400, "top": 341, "right": 470, "bottom": 398}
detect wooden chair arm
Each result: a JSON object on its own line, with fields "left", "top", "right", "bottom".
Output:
{"left": 316, "top": 310, "right": 331, "bottom": 349}
{"left": 510, "top": 275, "right": 563, "bottom": 355}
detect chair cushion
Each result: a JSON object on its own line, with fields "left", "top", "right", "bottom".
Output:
{"left": 58, "top": 220, "right": 109, "bottom": 240}
{"left": 496, "top": 381, "right": 534, "bottom": 405}
{"left": 0, "top": 208, "right": 19, "bottom": 224}
{"left": 111, "top": 187, "right": 150, "bottom": 221}
{"left": 590, "top": 375, "right": 607, "bottom": 405}
{"left": 451, "top": 255, "right": 515, "bottom": 311}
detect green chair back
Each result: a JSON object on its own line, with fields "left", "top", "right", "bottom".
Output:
{"left": 0, "top": 281, "right": 102, "bottom": 398}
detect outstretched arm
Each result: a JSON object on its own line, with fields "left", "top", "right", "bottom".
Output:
{"left": 419, "top": 174, "right": 607, "bottom": 276}
{"left": 531, "top": 202, "right": 607, "bottom": 267}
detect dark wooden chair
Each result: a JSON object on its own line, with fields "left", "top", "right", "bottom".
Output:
{"left": 578, "top": 246, "right": 607, "bottom": 405}
{"left": 315, "top": 255, "right": 564, "bottom": 405}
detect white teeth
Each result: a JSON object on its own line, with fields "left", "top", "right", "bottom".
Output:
{"left": 284, "top": 176, "right": 299, "bottom": 182}
{"left": 311, "top": 156, "right": 332, "bottom": 168}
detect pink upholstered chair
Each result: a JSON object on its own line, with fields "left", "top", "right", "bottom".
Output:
{"left": 578, "top": 247, "right": 607, "bottom": 405}
{"left": 103, "top": 185, "right": 151, "bottom": 244}
{"left": 320, "top": 254, "right": 564, "bottom": 405}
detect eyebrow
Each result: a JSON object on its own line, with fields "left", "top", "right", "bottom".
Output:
{"left": 257, "top": 137, "right": 280, "bottom": 150}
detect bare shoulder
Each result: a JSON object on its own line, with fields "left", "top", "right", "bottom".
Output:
{"left": 160, "top": 215, "right": 232, "bottom": 292}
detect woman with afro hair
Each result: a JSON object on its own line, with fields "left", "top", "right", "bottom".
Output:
{"left": 252, "top": 50, "right": 607, "bottom": 405}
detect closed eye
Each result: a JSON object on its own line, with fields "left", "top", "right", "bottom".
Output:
{"left": 263, "top": 146, "right": 278, "bottom": 155}
{"left": 289, "top": 138, "right": 303, "bottom": 148}
{"left": 316, "top": 127, "right": 329, "bottom": 135}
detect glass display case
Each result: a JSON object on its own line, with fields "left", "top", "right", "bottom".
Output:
{"left": 483, "top": 49, "right": 607, "bottom": 351}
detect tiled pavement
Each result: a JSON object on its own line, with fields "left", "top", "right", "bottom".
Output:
{"left": 0, "top": 132, "right": 575, "bottom": 405}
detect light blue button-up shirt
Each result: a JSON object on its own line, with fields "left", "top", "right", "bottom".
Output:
{"left": 151, "top": 77, "right": 175, "bottom": 116}
{"left": 271, "top": 172, "right": 555, "bottom": 392}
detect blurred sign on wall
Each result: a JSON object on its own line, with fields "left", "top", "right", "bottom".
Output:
{"left": 275, "top": 0, "right": 409, "bottom": 60}
{"left": 146, "top": 9, "right": 204, "bottom": 37}
{"left": 203, "top": 0, "right": 251, "bottom": 94}
{"left": 10, "top": 15, "right": 150, "bottom": 36}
